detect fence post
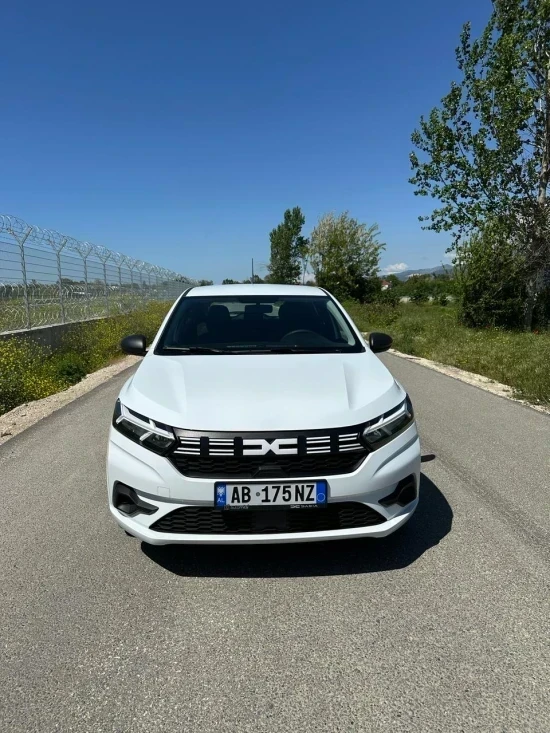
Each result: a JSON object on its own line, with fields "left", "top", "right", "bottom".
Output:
{"left": 83, "top": 255, "right": 89, "bottom": 318}
{"left": 111, "top": 253, "right": 126, "bottom": 314}
{"left": 75, "top": 242, "right": 93, "bottom": 320}
{"left": 119, "top": 255, "right": 127, "bottom": 312}
{"left": 95, "top": 247, "right": 112, "bottom": 317}
{"left": 8, "top": 223, "right": 33, "bottom": 329}
{"left": 104, "top": 262, "right": 109, "bottom": 315}
{"left": 150, "top": 266, "right": 159, "bottom": 300}
{"left": 137, "top": 262, "right": 148, "bottom": 305}
{"left": 44, "top": 230, "right": 68, "bottom": 324}
{"left": 159, "top": 269, "right": 167, "bottom": 300}
{"left": 56, "top": 238, "right": 67, "bottom": 323}
{"left": 125, "top": 258, "right": 137, "bottom": 310}
{"left": 119, "top": 257, "right": 124, "bottom": 312}
{"left": 155, "top": 270, "right": 160, "bottom": 298}
{"left": 147, "top": 267, "right": 153, "bottom": 298}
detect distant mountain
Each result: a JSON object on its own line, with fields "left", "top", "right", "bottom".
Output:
{"left": 394, "top": 265, "right": 452, "bottom": 281}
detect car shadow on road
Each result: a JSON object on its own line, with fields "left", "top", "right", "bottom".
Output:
{"left": 141, "top": 474, "right": 452, "bottom": 577}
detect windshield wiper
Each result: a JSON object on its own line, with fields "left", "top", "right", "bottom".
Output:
{"left": 261, "top": 346, "right": 345, "bottom": 353}
{"left": 164, "top": 346, "right": 226, "bottom": 354}
{"left": 163, "top": 345, "right": 347, "bottom": 355}
{"left": 262, "top": 346, "right": 309, "bottom": 353}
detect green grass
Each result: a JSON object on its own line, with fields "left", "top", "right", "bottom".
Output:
{"left": 344, "top": 301, "right": 550, "bottom": 406}
{"left": 0, "top": 301, "right": 171, "bottom": 415}
{"left": 2, "top": 299, "right": 549, "bottom": 416}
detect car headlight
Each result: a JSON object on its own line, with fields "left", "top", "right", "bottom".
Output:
{"left": 112, "top": 399, "right": 176, "bottom": 454}
{"left": 361, "top": 395, "right": 414, "bottom": 449}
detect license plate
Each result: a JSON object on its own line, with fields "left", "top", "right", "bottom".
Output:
{"left": 214, "top": 481, "right": 328, "bottom": 509}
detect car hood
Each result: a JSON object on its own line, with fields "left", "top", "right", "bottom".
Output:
{"left": 120, "top": 351, "right": 404, "bottom": 431}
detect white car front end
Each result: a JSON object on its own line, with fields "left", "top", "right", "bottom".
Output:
{"left": 107, "top": 285, "right": 421, "bottom": 545}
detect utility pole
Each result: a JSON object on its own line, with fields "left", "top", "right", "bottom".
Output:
{"left": 251, "top": 258, "right": 254, "bottom": 282}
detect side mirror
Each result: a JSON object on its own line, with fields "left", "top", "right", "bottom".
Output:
{"left": 121, "top": 334, "right": 147, "bottom": 356}
{"left": 369, "top": 332, "right": 392, "bottom": 353}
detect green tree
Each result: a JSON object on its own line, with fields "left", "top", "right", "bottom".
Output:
{"left": 242, "top": 275, "right": 264, "bottom": 284}
{"left": 309, "top": 212, "right": 385, "bottom": 301}
{"left": 409, "top": 279, "right": 431, "bottom": 304}
{"left": 267, "top": 207, "right": 307, "bottom": 284}
{"left": 222, "top": 278, "right": 240, "bottom": 284}
{"left": 385, "top": 274, "right": 402, "bottom": 289}
{"left": 297, "top": 238, "right": 310, "bottom": 284}
{"left": 410, "top": 0, "right": 550, "bottom": 329}
{"left": 455, "top": 221, "right": 528, "bottom": 328}
{"left": 198, "top": 279, "right": 214, "bottom": 286}
{"left": 376, "top": 288, "right": 400, "bottom": 307}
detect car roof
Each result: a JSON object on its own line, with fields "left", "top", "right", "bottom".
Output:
{"left": 186, "top": 284, "right": 326, "bottom": 297}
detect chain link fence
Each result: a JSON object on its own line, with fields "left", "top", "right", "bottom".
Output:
{"left": 0, "top": 215, "right": 197, "bottom": 334}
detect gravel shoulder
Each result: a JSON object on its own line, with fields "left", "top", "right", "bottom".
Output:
{"left": 0, "top": 355, "right": 140, "bottom": 446}
{"left": 2, "top": 339, "right": 548, "bottom": 452}
{"left": 1, "top": 334, "right": 548, "bottom": 450}
{"left": 387, "top": 347, "right": 550, "bottom": 415}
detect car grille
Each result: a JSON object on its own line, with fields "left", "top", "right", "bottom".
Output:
{"left": 168, "top": 453, "right": 367, "bottom": 479}
{"left": 150, "top": 503, "right": 385, "bottom": 534}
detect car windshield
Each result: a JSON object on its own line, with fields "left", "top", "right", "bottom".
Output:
{"left": 155, "top": 295, "right": 364, "bottom": 354}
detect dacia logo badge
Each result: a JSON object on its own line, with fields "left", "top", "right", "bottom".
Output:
{"left": 242, "top": 438, "right": 298, "bottom": 456}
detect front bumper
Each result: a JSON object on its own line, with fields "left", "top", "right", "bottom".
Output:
{"left": 107, "top": 423, "right": 421, "bottom": 545}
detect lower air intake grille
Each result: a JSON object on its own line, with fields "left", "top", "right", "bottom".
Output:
{"left": 150, "top": 503, "right": 385, "bottom": 534}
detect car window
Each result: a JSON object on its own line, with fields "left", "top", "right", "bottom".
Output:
{"left": 156, "top": 295, "right": 363, "bottom": 354}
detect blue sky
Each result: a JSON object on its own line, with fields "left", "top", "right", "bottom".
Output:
{"left": 1, "top": 0, "right": 491, "bottom": 281}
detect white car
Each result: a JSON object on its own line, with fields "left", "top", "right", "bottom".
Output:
{"left": 107, "top": 284, "right": 420, "bottom": 545}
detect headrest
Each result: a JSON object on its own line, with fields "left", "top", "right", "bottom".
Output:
{"left": 206, "top": 304, "right": 230, "bottom": 326}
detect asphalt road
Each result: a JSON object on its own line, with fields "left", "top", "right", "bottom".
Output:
{"left": 0, "top": 354, "right": 548, "bottom": 733}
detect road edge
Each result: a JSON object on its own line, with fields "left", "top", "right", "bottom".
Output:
{"left": 1, "top": 341, "right": 548, "bottom": 447}
{"left": 386, "top": 347, "right": 550, "bottom": 416}
{"left": 0, "top": 355, "right": 141, "bottom": 446}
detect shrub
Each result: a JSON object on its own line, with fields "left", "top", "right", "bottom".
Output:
{"left": 375, "top": 289, "right": 399, "bottom": 307}
{"left": 455, "top": 226, "right": 527, "bottom": 329}
{"left": 342, "top": 300, "right": 400, "bottom": 332}
{"left": 0, "top": 301, "right": 171, "bottom": 416}
{"left": 60, "top": 301, "right": 170, "bottom": 371}
{"left": 535, "top": 287, "right": 550, "bottom": 330}
{"left": 51, "top": 352, "right": 88, "bottom": 385}
{"left": 0, "top": 339, "right": 59, "bottom": 414}
{"left": 343, "top": 301, "right": 550, "bottom": 405}
{"left": 317, "top": 271, "right": 381, "bottom": 303}
{"left": 410, "top": 285, "right": 430, "bottom": 303}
